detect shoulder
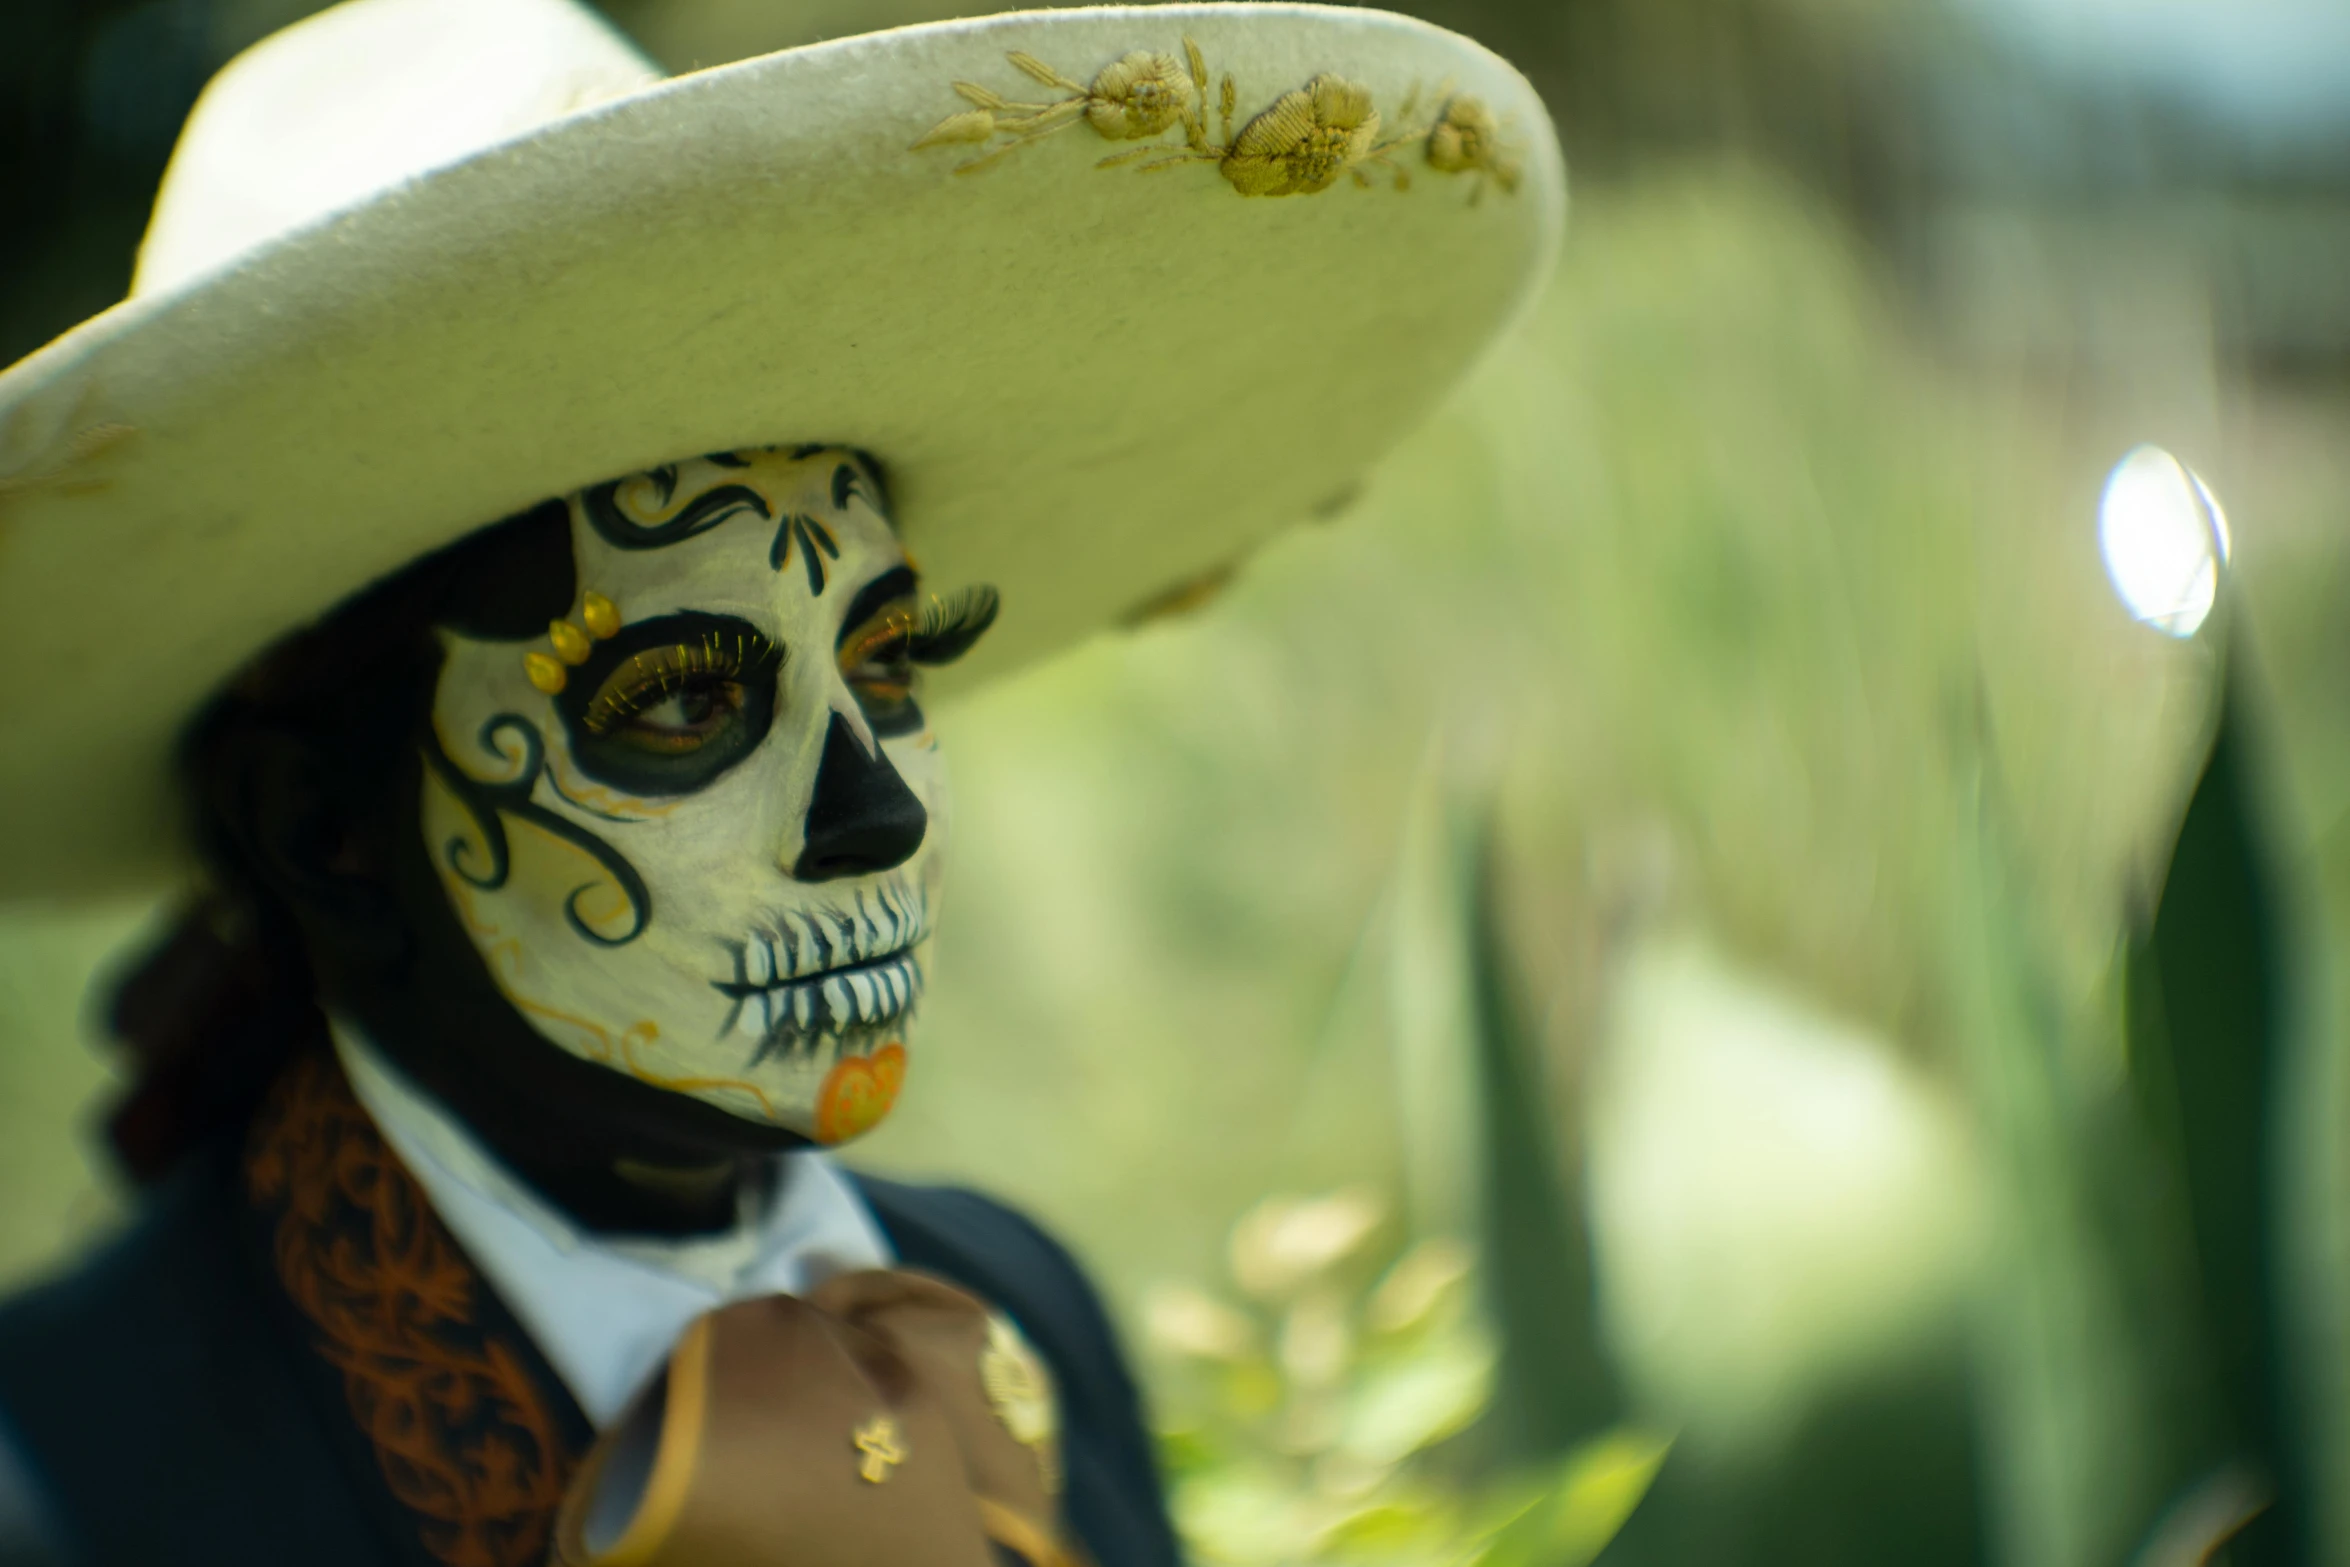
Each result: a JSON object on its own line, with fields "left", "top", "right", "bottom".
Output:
{"left": 854, "top": 1178, "right": 1106, "bottom": 1325}
{"left": 847, "top": 1174, "right": 1179, "bottom": 1567}
{"left": 0, "top": 1148, "right": 264, "bottom": 1433}
{"left": 0, "top": 1406, "right": 64, "bottom": 1567}
{"left": 0, "top": 1150, "right": 396, "bottom": 1567}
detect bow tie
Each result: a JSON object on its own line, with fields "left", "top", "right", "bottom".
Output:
{"left": 550, "top": 1269, "right": 1081, "bottom": 1567}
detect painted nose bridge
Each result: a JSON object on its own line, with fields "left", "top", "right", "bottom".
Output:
{"left": 792, "top": 710, "right": 927, "bottom": 881}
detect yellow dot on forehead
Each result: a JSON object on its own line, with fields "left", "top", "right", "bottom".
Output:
{"left": 524, "top": 652, "right": 567, "bottom": 694}
{"left": 549, "top": 620, "right": 593, "bottom": 666}
{"left": 582, "top": 592, "right": 621, "bottom": 640}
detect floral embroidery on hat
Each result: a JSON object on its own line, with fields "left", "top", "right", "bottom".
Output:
{"left": 1220, "top": 74, "right": 1382, "bottom": 197}
{"left": 1424, "top": 92, "right": 1524, "bottom": 202}
{"left": 1085, "top": 50, "right": 1195, "bottom": 140}
{"left": 914, "top": 38, "right": 1524, "bottom": 201}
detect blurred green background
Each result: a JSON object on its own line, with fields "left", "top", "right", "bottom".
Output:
{"left": 5, "top": 0, "right": 2348, "bottom": 1562}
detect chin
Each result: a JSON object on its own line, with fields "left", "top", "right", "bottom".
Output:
{"left": 564, "top": 938, "right": 930, "bottom": 1145}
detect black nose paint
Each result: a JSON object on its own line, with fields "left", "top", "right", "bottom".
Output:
{"left": 793, "top": 710, "right": 927, "bottom": 881}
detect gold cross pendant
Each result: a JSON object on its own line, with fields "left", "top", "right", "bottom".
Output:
{"left": 853, "top": 1414, "right": 908, "bottom": 1484}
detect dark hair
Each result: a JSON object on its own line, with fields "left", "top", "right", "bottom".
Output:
{"left": 105, "top": 500, "right": 575, "bottom": 1181}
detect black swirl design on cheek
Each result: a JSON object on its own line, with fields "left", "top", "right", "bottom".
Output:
{"left": 420, "top": 714, "right": 653, "bottom": 947}
{"left": 580, "top": 470, "right": 772, "bottom": 550}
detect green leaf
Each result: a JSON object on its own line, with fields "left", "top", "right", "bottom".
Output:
{"left": 1157, "top": 1424, "right": 1226, "bottom": 1480}
{"left": 2124, "top": 665, "right": 2306, "bottom": 1562}
{"left": 1472, "top": 1429, "right": 1673, "bottom": 1567}
{"left": 1319, "top": 1498, "right": 1454, "bottom": 1556}
{"left": 1341, "top": 1331, "right": 1496, "bottom": 1464}
{"left": 1463, "top": 806, "right": 1623, "bottom": 1459}
{"left": 1173, "top": 1467, "right": 1319, "bottom": 1566}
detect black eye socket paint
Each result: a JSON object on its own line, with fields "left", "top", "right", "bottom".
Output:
{"left": 554, "top": 612, "right": 784, "bottom": 796}
{"left": 835, "top": 568, "right": 920, "bottom": 650}
{"left": 833, "top": 572, "right": 1000, "bottom": 668}
{"left": 902, "top": 585, "right": 999, "bottom": 667}
{"left": 831, "top": 573, "right": 1001, "bottom": 739}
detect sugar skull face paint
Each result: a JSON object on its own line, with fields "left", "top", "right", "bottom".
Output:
{"left": 422, "top": 446, "right": 995, "bottom": 1141}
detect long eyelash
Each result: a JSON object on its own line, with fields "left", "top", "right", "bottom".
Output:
{"left": 903, "top": 584, "right": 999, "bottom": 667}
{"left": 583, "top": 630, "right": 782, "bottom": 735}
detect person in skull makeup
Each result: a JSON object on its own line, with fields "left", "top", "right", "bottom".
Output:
{"left": 412, "top": 447, "right": 977, "bottom": 1164}
{"left": 0, "top": 0, "right": 1561, "bottom": 1561}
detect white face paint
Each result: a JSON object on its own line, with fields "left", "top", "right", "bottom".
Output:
{"left": 422, "top": 446, "right": 995, "bottom": 1144}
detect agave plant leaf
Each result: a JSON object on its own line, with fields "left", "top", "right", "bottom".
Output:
{"left": 1948, "top": 740, "right": 2211, "bottom": 1566}
{"left": 2124, "top": 660, "right": 2310, "bottom": 1564}
{"left": 1463, "top": 803, "right": 1624, "bottom": 1460}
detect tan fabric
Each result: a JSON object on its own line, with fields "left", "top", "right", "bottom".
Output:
{"left": 552, "top": 1271, "right": 1078, "bottom": 1567}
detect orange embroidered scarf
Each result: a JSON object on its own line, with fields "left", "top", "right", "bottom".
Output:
{"left": 244, "top": 1052, "right": 588, "bottom": 1567}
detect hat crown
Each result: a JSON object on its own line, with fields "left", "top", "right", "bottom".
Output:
{"left": 133, "top": 0, "right": 660, "bottom": 296}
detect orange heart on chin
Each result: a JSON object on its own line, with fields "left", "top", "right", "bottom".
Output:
{"left": 813, "top": 1042, "right": 908, "bottom": 1145}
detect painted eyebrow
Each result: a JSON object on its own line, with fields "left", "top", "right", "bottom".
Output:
{"left": 581, "top": 465, "right": 770, "bottom": 550}
{"left": 836, "top": 565, "right": 919, "bottom": 650}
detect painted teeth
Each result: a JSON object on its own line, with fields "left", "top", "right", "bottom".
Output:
{"left": 724, "top": 951, "right": 924, "bottom": 1051}
{"left": 735, "top": 893, "right": 932, "bottom": 987}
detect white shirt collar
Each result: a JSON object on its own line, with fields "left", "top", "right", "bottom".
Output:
{"left": 332, "top": 1026, "right": 893, "bottom": 1428}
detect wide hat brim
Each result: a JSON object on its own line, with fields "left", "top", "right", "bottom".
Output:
{"left": 0, "top": 2, "right": 1562, "bottom": 898}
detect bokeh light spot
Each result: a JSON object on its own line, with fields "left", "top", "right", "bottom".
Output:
{"left": 2098, "top": 444, "right": 2230, "bottom": 638}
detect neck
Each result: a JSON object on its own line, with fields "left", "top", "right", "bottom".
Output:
{"left": 344, "top": 1023, "right": 804, "bottom": 1239}
{"left": 510, "top": 1146, "right": 754, "bottom": 1237}
{"left": 343, "top": 1018, "right": 763, "bottom": 1235}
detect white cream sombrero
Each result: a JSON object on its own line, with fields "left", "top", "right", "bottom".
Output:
{"left": 0, "top": 0, "right": 1562, "bottom": 896}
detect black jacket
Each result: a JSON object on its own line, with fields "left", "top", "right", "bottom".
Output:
{"left": 0, "top": 1144, "right": 1175, "bottom": 1567}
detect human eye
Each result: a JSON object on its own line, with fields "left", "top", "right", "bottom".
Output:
{"left": 837, "top": 584, "right": 999, "bottom": 738}
{"left": 585, "top": 649, "right": 753, "bottom": 754}
{"left": 557, "top": 614, "right": 782, "bottom": 794}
